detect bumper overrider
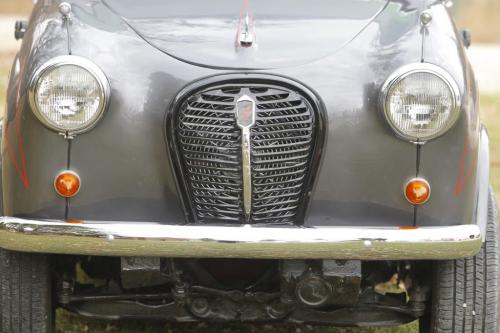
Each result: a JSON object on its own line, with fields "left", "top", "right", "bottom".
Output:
{"left": 0, "top": 217, "right": 481, "bottom": 260}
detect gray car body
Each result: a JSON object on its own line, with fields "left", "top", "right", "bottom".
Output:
{"left": 2, "top": 0, "right": 488, "bottom": 237}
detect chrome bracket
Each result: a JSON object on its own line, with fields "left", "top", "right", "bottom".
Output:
{"left": 59, "top": 2, "right": 72, "bottom": 21}
{"left": 420, "top": 11, "right": 433, "bottom": 26}
{"left": 59, "top": 2, "right": 73, "bottom": 54}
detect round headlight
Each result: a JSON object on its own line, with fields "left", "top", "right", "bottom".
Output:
{"left": 381, "top": 63, "right": 461, "bottom": 143}
{"left": 29, "top": 56, "right": 110, "bottom": 135}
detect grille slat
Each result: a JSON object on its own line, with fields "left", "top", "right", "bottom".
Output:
{"left": 184, "top": 106, "right": 236, "bottom": 114}
{"left": 180, "top": 135, "right": 240, "bottom": 145}
{"left": 253, "top": 140, "right": 312, "bottom": 149}
{"left": 256, "top": 105, "right": 306, "bottom": 113}
{"left": 257, "top": 112, "right": 310, "bottom": 121}
{"left": 255, "top": 192, "right": 302, "bottom": 201}
{"left": 181, "top": 114, "right": 235, "bottom": 122}
{"left": 253, "top": 183, "right": 303, "bottom": 194}
{"left": 252, "top": 146, "right": 310, "bottom": 156}
{"left": 196, "top": 207, "right": 241, "bottom": 216}
{"left": 186, "top": 161, "right": 239, "bottom": 172}
{"left": 253, "top": 154, "right": 310, "bottom": 164}
{"left": 181, "top": 144, "right": 239, "bottom": 154}
{"left": 253, "top": 205, "right": 300, "bottom": 215}
{"left": 252, "top": 126, "right": 313, "bottom": 135}
{"left": 254, "top": 168, "right": 307, "bottom": 179}
{"left": 188, "top": 168, "right": 240, "bottom": 178}
{"left": 253, "top": 160, "right": 308, "bottom": 171}
{"left": 184, "top": 155, "right": 241, "bottom": 165}
{"left": 255, "top": 119, "right": 313, "bottom": 128}
{"left": 175, "top": 83, "right": 315, "bottom": 224}
{"left": 253, "top": 134, "right": 312, "bottom": 143}
{"left": 196, "top": 100, "right": 235, "bottom": 106}
{"left": 191, "top": 183, "right": 240, "bottom": 192}
{"left": 179, "top": 122, "right": 236, "bottom": 130}
{"left": 188, "top": 102, "right": 234, "bottom": 111}
{"left": 179, "top": 130, "right": 240, "bottom": 140}
{"left": 194, "top": 199, "right": 240, "bottom": 209}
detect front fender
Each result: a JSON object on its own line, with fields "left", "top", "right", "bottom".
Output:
{"left": 1, "top": 54, "right": 23, "bottom": 217}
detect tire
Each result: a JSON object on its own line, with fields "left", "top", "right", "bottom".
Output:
{"left": 0, "top": 249, "right": 54, "bottom": 333}
{"left": 422, "top": 187, "right": 500, "bottom": 333}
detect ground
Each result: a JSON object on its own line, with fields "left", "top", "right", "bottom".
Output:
{"left": 56, "top": 312, "right": 418, "bottom": 333}
{"left": 0, "top": 1, "right": 499, "bottom": 332}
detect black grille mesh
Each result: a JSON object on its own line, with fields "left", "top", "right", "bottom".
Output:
{"left": 176, "top": 84, "right": 315, "bottom": 224}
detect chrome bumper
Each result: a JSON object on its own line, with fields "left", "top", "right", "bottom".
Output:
{"left": 0, "top": 217, "right": 482, "bottom": 260}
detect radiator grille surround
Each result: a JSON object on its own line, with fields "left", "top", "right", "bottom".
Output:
{"left": 170, "top": 78, "right": 322, "bottom": 225}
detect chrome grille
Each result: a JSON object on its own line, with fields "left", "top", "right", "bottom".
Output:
{"left": 175, "top": 83, "right": 315, "bottom": 224}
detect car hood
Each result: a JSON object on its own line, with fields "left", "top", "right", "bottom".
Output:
{"left": 103, "top": 0, "right": 389, "bottom": 69}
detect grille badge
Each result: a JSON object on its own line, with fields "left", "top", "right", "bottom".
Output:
{"left": 236, "top": 95, "right": 256, "bottom": 220}
{"left": 236, "top": 95, "right": 256, "bottom": 128}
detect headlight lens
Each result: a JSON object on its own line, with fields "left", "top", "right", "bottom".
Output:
{"left": 30, "top": 56, "right": 110, "bottom": 135}
{"left": 381, "top": 64, "right": 461, "bottom": 142}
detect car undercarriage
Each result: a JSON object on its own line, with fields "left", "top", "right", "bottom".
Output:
{"left": 55, "top": 256, "right": 430, "bottom": 327}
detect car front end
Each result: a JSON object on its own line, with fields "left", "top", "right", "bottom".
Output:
{"left": 0, "top": 0, "right": 497, "bottom": 331}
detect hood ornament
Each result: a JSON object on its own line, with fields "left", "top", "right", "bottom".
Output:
{"left": 236, "top": 1, "right": 255, "bottom": 48}
{"left": 239, "top": 14, "right": 254, "bottom": 47}
{"left": 236, "top": 95, "right": 256, "bottom": 220}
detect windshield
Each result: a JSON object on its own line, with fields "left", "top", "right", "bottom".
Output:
{"left": 103, "top": 0, "right": 387, "bottom": 20}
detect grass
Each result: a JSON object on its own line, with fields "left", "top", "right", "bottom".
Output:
{"left": 480, "top": 94, "right": 500, "bottom": 203}
{"left": 55, "top": 309, "right": 419, "bottom": 333}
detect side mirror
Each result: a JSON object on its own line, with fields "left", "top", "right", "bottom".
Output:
{"left": 460, "top": 29, "right": 472, "bottom": 49}
{"left": 14, "top": 21, "right": 29, "bottom": 41}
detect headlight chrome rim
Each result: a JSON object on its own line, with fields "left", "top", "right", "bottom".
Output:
{"left": 28, "top": 55, "right": 110, "bottom": 136}
{"left": 380, "top": 63, "right": 461, "bottom": 143}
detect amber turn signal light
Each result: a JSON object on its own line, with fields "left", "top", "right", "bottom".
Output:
{"left": 54, "top": 171, "right": 81, "bottom": 198}
{"left": 404, "top": 178, "right": 431, "bottom": 205}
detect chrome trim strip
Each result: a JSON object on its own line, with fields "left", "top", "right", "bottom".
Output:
{"left": 0, "top": 217, "right": 482, "bottom": 260}
{"left": 241, "top": 126, "right": 252, "bottom": 219}
{"left": 236, "top": 95, "right": 256, "bottom": 220}
{"left": 475, "top": 126, "right": 490, "bottom": 241}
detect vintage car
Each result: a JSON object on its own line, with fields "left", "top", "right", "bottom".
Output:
{"left": 0, "top": 0, "right": 498, "bottom": 332}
